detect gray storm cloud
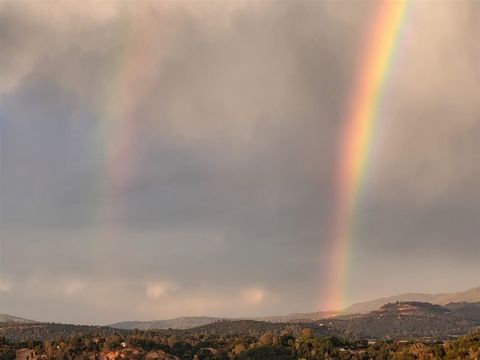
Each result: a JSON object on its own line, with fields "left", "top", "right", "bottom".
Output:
{"left": 0, "top": 0, "right": 479, "bottom": 324}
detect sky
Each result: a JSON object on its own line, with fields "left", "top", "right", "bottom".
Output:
{"left": 0, "top": 0, "right": 479, "bottom": 325}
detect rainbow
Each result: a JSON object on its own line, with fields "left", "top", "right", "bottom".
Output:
{"left": 96, "top": 6, "right": 164, "bottom": 239}
{"left": 324, "top": 0, "right": 409, "bottom": 310}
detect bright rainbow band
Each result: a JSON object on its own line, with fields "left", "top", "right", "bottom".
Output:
{"left": 324, "top": 0, "right": 409, "bottom": 310}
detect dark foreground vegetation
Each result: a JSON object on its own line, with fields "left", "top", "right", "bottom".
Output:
{"left": 3, "top": 302, "right": 479, "bottom": 343}
{"left": 1, "top": 328, "right": 479, "bottom": 360}
{"left": 0, "top": 302, "right": 478, "bottom": 359}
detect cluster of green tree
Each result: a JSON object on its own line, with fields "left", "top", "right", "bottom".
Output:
{"left": 182, "top": 320, "right": 329, "bottom": 338}
{"left": 0, "top": 321, "right": 329, "bottom": 344}
{"left": 0, "top": 337, "right": 15, "bottom": 360}
{"left": 0, "top": 323, "right": 130, "bottom": 343}
{"left": 1, "top": 328, "right": 479, "bottom": 359}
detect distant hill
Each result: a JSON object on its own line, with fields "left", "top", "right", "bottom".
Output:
{"left": 0, "top": 314, "right": 35, "bottom": 323}
{"left": 258, "top": 310, "right": 339, "bottom": 323}
{"left": 107, "top": 287, "right": 480, "bottom": 331}
{"left": 330, "top": 301, "right": 480, "bottom": 339}
{"left": 3, "top": 301, "right": 479, "bottom": 341}
{"left": 445, "top": 302, "right": 480, "bottom": 322}
{"left": 109, "top": 311, "right": 340, "bottom": 330}
{"left": 343, "top": 286, "right": 480, "bottom": 314}
{"left": 172, "top": 301, "right": 480, "bottom": 340}
{"left": 109, "top": 316, "right": 223, "bottom": 330}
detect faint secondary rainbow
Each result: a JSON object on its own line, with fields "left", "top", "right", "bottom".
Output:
{"left": 324, "top": 0, "right": 409, "bottom": 310}
{"left": 96, "top": 5, "right": 164, "bottom": 240}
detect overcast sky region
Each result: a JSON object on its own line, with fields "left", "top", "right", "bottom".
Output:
{"left": 0, "top": 0, "right": 479, "bottom": 325}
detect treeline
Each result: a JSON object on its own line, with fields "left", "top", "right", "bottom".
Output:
{"left": 0, "top": 323, "right": 130, "bottom": 342}
{"left": 2, "top": 302, "right": 479, "bottom": 344}
{"left": 0, "top": 328, "right": 479, "bottom": 359}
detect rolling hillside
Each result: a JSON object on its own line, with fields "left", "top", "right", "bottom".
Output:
{"left": 445, "top": 302, "right": 480, "bottom": 322}
{"left": 343, "top": 286, "right": 480, "bottom": 314}
{"left": 109, "top": 312, "right": 339, "bottom": 330}
{"left": 258, "top": 310, "right": 339, "bottom": 323}
{"left": 2, "top": 301, "right": 479, "bottom": 342}
{"left": 0, "top": 314, "right": 35, "bottom": 323}
{"left": 329, "top": 301, "right": 480, "bottom": 339}
{"left": 106, "top": 287, "right": 480, "bottom": 330}
{"left": 109, "top": 316, "right": 223, "bottom": 330}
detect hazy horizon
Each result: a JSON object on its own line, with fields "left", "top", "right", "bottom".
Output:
{"left": 4, "top": 284, "right": 480, "bottom": 327}
{"left": 1, "top": 0, "right": 479, "bottom": 325}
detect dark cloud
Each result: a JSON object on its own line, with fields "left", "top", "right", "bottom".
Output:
{"left": 0, "top": 0, "right": 478, "bottom": 323}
